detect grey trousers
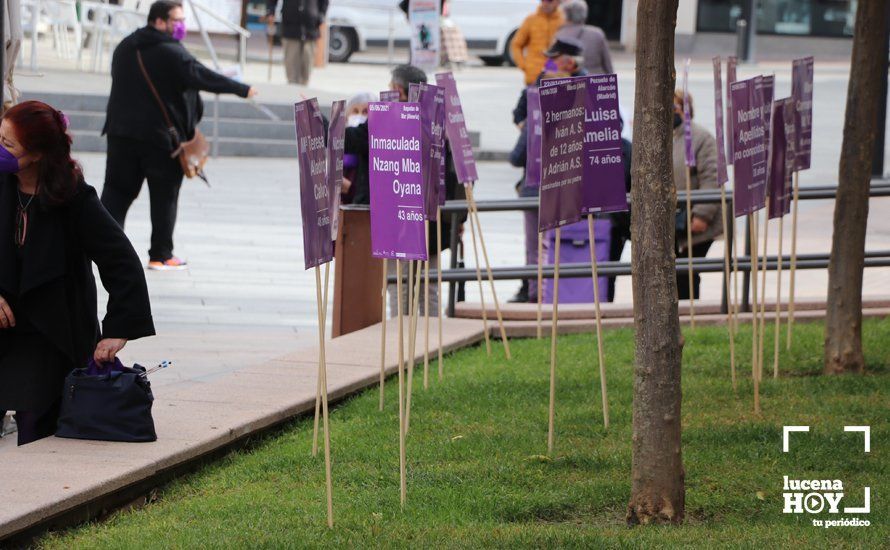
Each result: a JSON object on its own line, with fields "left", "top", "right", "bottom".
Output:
{"left": 387, "top": 256, "right": 440, "bottom": 317}
{"left": 282, "top": 38, "right": 316, "bottom": 85}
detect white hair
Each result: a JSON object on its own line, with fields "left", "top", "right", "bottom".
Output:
{"left": 346, "top": 92, "right": 375, "bottom": 111}
{"left": 561, "top": 0, "right": 588, "bottom": 25}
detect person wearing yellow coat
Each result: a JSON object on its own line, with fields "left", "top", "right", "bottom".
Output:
{"left": 510, "top": 0, "right": 565, "bottom": 85}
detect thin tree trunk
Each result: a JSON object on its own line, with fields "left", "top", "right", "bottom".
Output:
{"left": 824, "top": 0, "right": 888, "bottom": 375}
{"left": 626, "top": 0, "right": 684, "bottom": 526}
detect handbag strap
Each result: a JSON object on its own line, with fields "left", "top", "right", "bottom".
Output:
{"left": 136, "top": 50, "right": 181, "bottom": 151}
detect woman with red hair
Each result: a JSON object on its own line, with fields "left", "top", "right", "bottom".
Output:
{"left": 0, "top": 101, "right": 155, "bottom": 445}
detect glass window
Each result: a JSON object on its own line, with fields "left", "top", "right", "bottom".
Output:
{"left": 696, "top": 0, "right": 855, "bottom": 37}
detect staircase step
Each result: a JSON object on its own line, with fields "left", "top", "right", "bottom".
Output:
{"left": 69, "top": 130, "right": 297, "bottom": 158}
{"left": 65, "top": 110, "right": 298, "bottom": 140}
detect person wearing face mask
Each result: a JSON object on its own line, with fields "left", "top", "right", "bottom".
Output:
{"left": 344, "top": 64, "right": 466, "bottom": 316}
{"left": 101, "top": 1, "right": 258, "bottom": 271}
{"left": 0, "top": 101, "right": 155, "bottom": 446}
{"left": 341, "top": 92, "right": 373, "bottom": 204}
{"left": 672, "top": 89, "right": 721, "bottom": 300}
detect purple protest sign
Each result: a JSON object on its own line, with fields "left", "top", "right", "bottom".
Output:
{"left": 726, "top": 55, "right": 738, "bottom": 161}
{"left": 327, "top": 100, "right": 346, "bottom": 240}
{"left": 435, "top": 72, "right": 478, "bottom": 184}
{"left": 582, "top": 74, "right": 628, "bottom": 214}
{"left": 712, "top": 56, "right": 729, "bottom": 185}
{"left": 295, "top": 98, "right": 333, "bottom": 269}
{"left": 792, "top": 56, "right": 814, "bottom": 171}
{"left": 682, "top": 58, "right": 695, "bottom": 167}
{"left": 538, "top": 79, "right": 586, "bottom": 231}
{"left": 768, "top": 98, "right": 796, "bottom": 219}
{"left": 409, "top": 82, "right": 446, "bottom": 220}
{"left": 380, "top": 90, "right": 400, "bottom": 102}
{"left": 368, "top": 101, "right": 428, "bottom": 260}
{"left": 526, "top": 86, "right": 542, "bottom": 189}
{"left": 730, "top": 76, "right": 768, "bottom": 217}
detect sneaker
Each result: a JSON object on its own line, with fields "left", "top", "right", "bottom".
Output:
{"left": 147, "top": 257, "right": 189, "bottom": 271}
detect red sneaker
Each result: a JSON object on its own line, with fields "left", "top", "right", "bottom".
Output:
{"left": 147, "top": 257, "right": 189, "bottom": 271}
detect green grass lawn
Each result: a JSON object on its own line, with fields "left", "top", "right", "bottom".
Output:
{"left": 42, "top": 319, "right": 888, "bottom": 548}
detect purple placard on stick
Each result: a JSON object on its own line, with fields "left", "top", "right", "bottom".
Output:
{"left": 368, "top": 101, "right": 428, "bottom": 260}
{"left": 538, "top": 79, "right": 587, "bottom": 231}
{"left": 712, "top": 56, "right": 729, "bottom": 185}
{"left": 435, "top": 72, "right": 478, "bottom": 184}
{"left": 682, "top": 59, "right": 695, "bottom": 167}
{"left": 582, "top": 73, "right": 628, "bottom": 214}
{"left": 380, "top": 90, "right": 400, "bottom": 102}
{"left": 730, "top": 76, "right": 768, "bottom": 217}
{"left": 526, "top": 86, "right": 542, "bottom": 189}
{"left": 295, "top": 98, "right": 333, "bottom": 269}
{"left": 726, "top": 55, "right": 738, "bottom": 160}
{"left": 327, "top": 100, "right": 346, "bottom": 239}
{"left": 768, "top": 98, "right": 796, "bottom": 219}
{"left": 792, "top": 56, "right": 814, "bottom": 171}
{"left": 409, "top": 82, "right": 446, "bottom": 220}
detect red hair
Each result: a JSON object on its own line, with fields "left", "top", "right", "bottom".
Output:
{"left": 3, "top": 100, "right": 81, "bottom": 205}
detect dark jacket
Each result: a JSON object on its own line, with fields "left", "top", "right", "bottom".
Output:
{"left": 266, "top": 0, "right": 328, "bottom": 41}
{"left": 344, "top": 121, "right": 466, "bottom": 251}
{"left": 512, "top": 68, "right": 588, "bottom": 126}
{"left": 104, "top": 26, "right": 251, "bottom": 151}
{"left": 0, "top": 178, "right": 155, "bottom": 370}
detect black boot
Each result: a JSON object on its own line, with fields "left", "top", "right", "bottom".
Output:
{"left": 509, "top": 280, "right": 529, "bottom": 303}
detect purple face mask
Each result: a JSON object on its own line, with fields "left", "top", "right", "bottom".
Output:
{"left": 172, "top": 20, "right": 187, "bottom": 41}
{"left": 0, "top": 145, "right": 20, "bottom": 174}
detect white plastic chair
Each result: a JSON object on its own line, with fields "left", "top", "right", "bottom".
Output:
{"left": 42, "top": 0, "right": 82, "bottom": 60}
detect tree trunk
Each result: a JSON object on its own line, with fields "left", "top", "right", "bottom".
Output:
{"left": 824, "top": 0, "right": 888, "bottom": 375}
{"left": 625, "top": 0, "right": 684, "bottom": 526}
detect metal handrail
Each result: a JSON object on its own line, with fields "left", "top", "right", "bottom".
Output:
{"left": 439, "top": 182, "right": 890, "bottom": 317}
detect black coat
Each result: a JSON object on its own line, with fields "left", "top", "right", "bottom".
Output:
{"left": 266, "top": 0, "right": 328, "bottom": 41}
{"left": 104, "top": 27, "right": 251, "bottom": 151}
{"left": 344, "top": 121, "right": 466, "bottom": 252}
{"left": 0, "top": 178, "right": 155, "bottom": 374}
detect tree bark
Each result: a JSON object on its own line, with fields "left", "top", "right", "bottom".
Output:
{"left": 625, "top": 0, "right": 684, "bottom": 526}
{"left": 824, "top": 0, "right": 888, "bottom": 375}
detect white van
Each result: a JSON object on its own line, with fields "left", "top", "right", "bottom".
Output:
{"left": 326, "top": 0, "right": 538, "bottom": 64}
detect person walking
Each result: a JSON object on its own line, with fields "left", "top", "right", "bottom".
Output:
{"left": 0, "top": 101, "right": 155, "bottom": 446}
{"left": 101, "top": 0, "right": 256, "bottom": 271}
{"left": 265, "top": 0, "right": 328, "bottom": 85}
{"left": 672, "top": 90, "right": 721, "bottom": 299}
{"left": 510, "top": 0, "right": 564, "bottom": 86}
{"left": 555, "top": 0, "right": 613, "bottom": 76}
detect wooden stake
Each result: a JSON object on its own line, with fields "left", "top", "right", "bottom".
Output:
{"left": 405, "top": 259, "right": 422, "bottom": 434}
{"left": 587, "top": 215, "right": 609, "bottom": 429}
{"left": 312, "top": 261, "right": 331, "bottom": 456}
{"left": 466, "top": 191, "right": 491, "bottom": 355}
{"left": 773, "top": 216, "right": 785, "bottom": 378}
{"left": 424, "top": 221, "right": 430, "bottom": 390}
{"left": 547, "top": 228, "right": 562, "bottom": 455}
{"left": 379, "top": 258, "right": 388, "bottom": 411}
{"left": 684, "top": 166, "right": 696, "bottom": 327}
{"left": 467, "top": 186, "right": 511, "bottom": 359}
{"left": 749, "top": 214, "right": 760, "bottom": 414}
{"left": 396, "top": 260, "right": 406, "bottom": 507}
{"left": 720, "top": 185, "right": 737, "bottom": 390}
{"left": 436, "top": 206, "right": 444, "bottom": 380}
{"left": 758, "top": 199, "right": 770, "bottom": 382}
{"left": 536, "top": 232, "right": 544, "bottom": 340}
{"left": 732, "top": 212, "right": 741, "bottom": 335}
{"left": 314, "top": 265, "right": 334, "bottom": 528}
{"left": 787, "top": 171, "right": 800, "bottom": 349}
